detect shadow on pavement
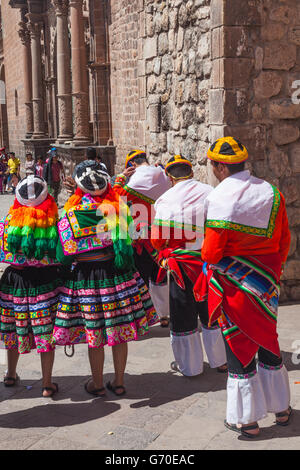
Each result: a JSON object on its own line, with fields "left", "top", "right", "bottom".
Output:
{"left": 124, "top": 363, "right": 228, "bottom": 408}
{"left": 0, "top": 364, "right": 227, "bottom": 416}
{"left": 137, "top": 323, "right": 171, "bottom": 340}
{"left": 237, "top": 408, "right": 300, "bottom": 442}
{"left": 0, "top": 374, "right": 121, "bottom": 428}
{"left": 0, "top": 365, "right": 225, "bottom": 429}
{"left": 0, "top": 400, "right": 120, "bottom": 429}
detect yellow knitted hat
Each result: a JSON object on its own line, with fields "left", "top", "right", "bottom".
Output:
{"left": 165, "top": 155, "right": 193, "bottom": 177}
{"left": 207, "top": 137, "right": 248, "bottom": 164}
{"left": 125, "top": 149, "right": 147, "bottom": 168}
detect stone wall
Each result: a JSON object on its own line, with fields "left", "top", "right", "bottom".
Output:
{"left": 210, "top": 0, "right": 300, "bottom": 301}
{"left": 109, "top": 0, "right": 212, "bottom": 181}
{"left": 142, "top": 0, "right": 211, "bottom": 182}
{"left": 256, "top": 0, "right": 300, "bottom": 301}
{"left": 108, "top": 0, "right": 143, "bottom": 170}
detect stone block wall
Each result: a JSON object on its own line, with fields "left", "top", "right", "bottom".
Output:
{"left": 108, "top": 0, "right": 143, "bottom": 171}
{"left": 210, "top": 0, "right": 300, "bottom": 301}
{"left": 142, "top": 0, "right": 212, "bottom": 182}
{"left": 109, "top": 0, "right": 212, "bottom": 182}
{"left": 260, "top": 1, "right": 300, "bottom": 302}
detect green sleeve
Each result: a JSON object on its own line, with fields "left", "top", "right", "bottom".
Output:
{"left": 56, "top": 239, "right": 74, "bottom": 265}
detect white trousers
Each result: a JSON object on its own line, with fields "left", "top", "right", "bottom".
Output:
{"left": 149, "top": 280, "right": 170, "bottom": 320}
{"left": 226, "top": 363, "right": 290, "bottom": 424}
{"left": 171, "top": 327, "right": 227, "bottom": 376}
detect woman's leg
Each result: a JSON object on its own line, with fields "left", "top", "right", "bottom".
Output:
{"left": 40, "top": 350, "right": 57, "bottom": 397}
{"left": 111, "top": 342, "right": 128, "bottom": 393}
{"left": 4, "top": 349, "right": 20, "bottom": 385}
{"left": 87, "top": 347, "right": 106, "bottom": 395}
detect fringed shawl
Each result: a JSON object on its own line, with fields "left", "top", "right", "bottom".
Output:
{"left": 6, "top": 194, "right": 58, "bottom": 260}
{"left": 60, "top": 186, "right": 134, "bottom": 270}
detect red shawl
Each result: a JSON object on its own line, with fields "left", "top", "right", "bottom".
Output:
{"left": 194, "top": 254, "right": 282, "bottom": 367}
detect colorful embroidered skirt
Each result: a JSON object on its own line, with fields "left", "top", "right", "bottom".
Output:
{"left": 52, "top": 259, "right": 158, "bottom": 348}
{"left": 0, "top": 266, "right": 62, "bottom": 354}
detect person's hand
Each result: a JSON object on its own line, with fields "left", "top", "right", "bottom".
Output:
{"left": 64, "top": 176, "right": 76, "bottom": 195}
{"left": 123, "top": 167, "right": 136, "bottom": 178}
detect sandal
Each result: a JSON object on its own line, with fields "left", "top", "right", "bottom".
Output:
{"left": 160, "top": 317, "right": 169, "bottom": 328}
{"left": 4, "top": 374, "right": 19, "bottom": 387}
{"left": 42, "top": 383, "right": 59, "bottom": 398}
{"left": 84, "top": 380, "right": 106, "bottom": 397}
{"left": 224, "top": 420, "right": 241, "bottom": 435}
{"left": 275, "top": 406, "right": 292, "bottom": 426}
{"left": 106, "top": 381, "right": 126, "bottom": 396}
{"left": 170, "top": 361, "right": 184, "bottom": 375}
{"left": 224, "top": 420, "right": 260, "bottom": 438}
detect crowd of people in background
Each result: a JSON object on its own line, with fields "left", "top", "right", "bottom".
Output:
{"left": 0, "top": 146, "right": 109, "bottom": 204}
{"left": 0, "top": 147, "right": 21, "bottom": 195}
{"left": 0, "top": 146, "right": 66, "bottom": 204}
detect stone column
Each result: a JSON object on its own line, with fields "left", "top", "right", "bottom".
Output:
{"left": 27, "top": 18, "right": 45, "bottom": 138}
{"left": 53, "top": 0, "right": 73, "bottom": 141}
{"left": 18, "top": 21, "right": 33, "bottom": 138}
{"left": 69, "top": 0, "right": 90, "bottom": 143}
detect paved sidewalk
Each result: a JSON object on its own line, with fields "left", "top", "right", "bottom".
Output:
{"left": 0, "top": 304, "right": 299, "bottom": 450}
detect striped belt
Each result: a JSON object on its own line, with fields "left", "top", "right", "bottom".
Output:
{"left": 76, "top": 249, "right": 114, "bottom": 263}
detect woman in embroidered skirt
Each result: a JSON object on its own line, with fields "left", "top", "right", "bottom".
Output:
{"left": 53, "top": 161, "right": 158, "bottom": 397}
{"left": 0, "top": 175, "right": 61, "bottom": 397}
